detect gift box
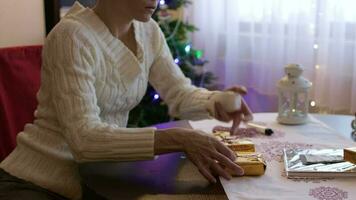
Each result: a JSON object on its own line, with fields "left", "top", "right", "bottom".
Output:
{"left": 227, "top": 152, "right": 267, "bottom": 176}
{"left": 344, "top": 147, "right": 356, "bottom": 164}
{"left": 226, "top": 138, "right": 255, "bottom": 152}
{"left": 213, "top": 131, "right": 255, "bottom": 152}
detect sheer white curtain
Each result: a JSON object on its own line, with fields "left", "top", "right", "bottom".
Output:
{"left": 187, "top": 0, "right": 356, "bottom": 113}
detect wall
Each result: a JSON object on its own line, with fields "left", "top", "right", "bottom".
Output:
{"left": 0, "top": 0, "right": 45, "bottom": 48}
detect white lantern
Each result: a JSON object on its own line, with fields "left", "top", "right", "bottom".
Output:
{"left": 277, "top": 64, "right": 312, "bottom": 125}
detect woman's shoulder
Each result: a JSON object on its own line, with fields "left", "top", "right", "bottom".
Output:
{"left": 135, "top": 18, "right": 165, "bottom": 50}
{"left": 46, "top": 17, "right": 94, "bottom": 45}
{"left": 137, "top": 18, "right": 162, "bottom": 38}
{"left": 46, "top": 3, "right": 97, "bottom": 43}
{"left": 146, "top": 18, "right": 161, "bottom": 30}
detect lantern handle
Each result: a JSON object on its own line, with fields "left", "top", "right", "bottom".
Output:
{"left": 352, "top": 112, "right": 356, "bottom": 130}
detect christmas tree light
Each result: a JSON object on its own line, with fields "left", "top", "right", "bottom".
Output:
{"left": 153, "top": 94, "right": 160, "bottom": 100}
{"left": 195, "top": 50, "right": 203, "bottom": 59}
{"left": 185, "top": 44, "right": 191, "bottom": 53}
{"left": 174, "top": 58, "right": 180, "bottom": 64}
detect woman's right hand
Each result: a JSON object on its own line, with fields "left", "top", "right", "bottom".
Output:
{"left": 154, "top": 128, "right": 244, "bottom": 183}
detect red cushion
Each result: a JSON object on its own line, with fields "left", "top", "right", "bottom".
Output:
{"left": 0, "top": 45, "right": 42, "bottom": 160}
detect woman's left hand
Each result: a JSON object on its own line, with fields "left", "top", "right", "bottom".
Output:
{"left": 214, "top": 86, "right": 253, "bottom": 135}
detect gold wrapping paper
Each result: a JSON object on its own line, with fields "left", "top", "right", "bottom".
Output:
{"left": 214, "top": 131, "right": 266, "bottom": 176}
{"left": 227, "top": 153, "right": 267, "bottom": 176}
{"left": 344, "top": 147, "right": 356, "bottom": 164}
{"left": 226, "top": 139, "right": 255, "bottom": 152}
{"left": 213, "top": 131, "right": 255, "bottom": 152}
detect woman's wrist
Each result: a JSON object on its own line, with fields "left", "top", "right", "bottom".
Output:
{"left": 154, "top": 128, "right": 188, "bottom": 155}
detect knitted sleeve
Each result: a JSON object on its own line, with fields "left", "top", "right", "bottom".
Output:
{"left": 149, "top": 23, "right": 223, "bottom": 120}
{"left": 45, "top": 23, "right": 155, "bottom": 162}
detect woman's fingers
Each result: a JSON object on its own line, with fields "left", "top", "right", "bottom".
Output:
{"left": 214, "top": 140, "right": 236, "bottom": 161}
{"left": 211, "top": 162, "right": 232, "bottom": 180}
{"left": 225, "top": 85, "right": 247, "bottom": 95}
{"left": 211, "top": 151, "right": 244, "bottom": 176}
{"left": 229, "top": 99, "right": 253, "bottom": 135}
{"left": 214, "top": 99, "right": 252, "bottom": 134}
{"left": 197, "top": 156, "right": 234, "bottom": 182}
{"left": 215, "top": 102, "right": 231, "bottom": 122}
{"left": 215, "top": 86, "right": 253, "bottom": 125}
{"left": 225, "top": 85, "right": 253, "bottom": 122}
{"left": 195, "top": 159, "right": 217, "bottom": 183}
{"left": 231, "top": 112, "right": 242, "bottom": 135}
{"left": 241, "top": 98, "right": 253, "bottom": 122}
{"left": 184, "top": 130, "right": 246, "bottom": 183}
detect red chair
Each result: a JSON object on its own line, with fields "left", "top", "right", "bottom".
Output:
{"left": 0, "top": 45, "right": 42, "bottom": 160}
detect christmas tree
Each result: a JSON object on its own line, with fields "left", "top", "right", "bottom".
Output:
{"left": 128, "top": 0, "right": 216, "bottom": 127}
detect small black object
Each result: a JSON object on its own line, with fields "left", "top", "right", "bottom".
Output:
{"left": 265, "top": 129, "right": 274, "bottom": 136}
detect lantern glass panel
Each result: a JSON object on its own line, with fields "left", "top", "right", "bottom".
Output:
{"left": 279, "top": 90, "right": 308, "bottom": 118}
{"left": 278, "top": 90, "right": 291, "bottom": 117}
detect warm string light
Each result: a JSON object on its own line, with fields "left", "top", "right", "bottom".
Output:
{"left": 310, "top": 101, "right": 316, "bottom": 107}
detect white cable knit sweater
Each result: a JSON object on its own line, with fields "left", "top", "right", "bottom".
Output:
{"left": 0, "top": 3, "right": 224, "bottom": 199}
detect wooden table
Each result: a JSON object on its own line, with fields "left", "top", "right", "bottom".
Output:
{"left": 79, "top": 114, "right": 355, "bottom": 200}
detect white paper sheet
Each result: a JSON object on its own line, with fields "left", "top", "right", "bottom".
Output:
{"left": 189, "top": 113, "right": 356, "bottom": 200}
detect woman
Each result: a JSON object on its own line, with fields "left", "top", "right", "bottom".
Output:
{"left": 0, "top": 0, "right": 253, "bottom": 199}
